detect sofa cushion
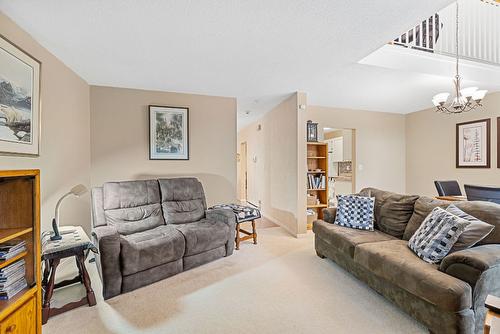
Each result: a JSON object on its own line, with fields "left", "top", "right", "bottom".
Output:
{"left": 358, "top": 188, "right": 419, "bottom": 239}
{"left": 452, "top": 201, "right": 500, "bottom": 245}
{"left": 354, "top": 240, "right": 472, "bottom": 312}
{"left": 174, "top": 219, "right": 230, "bottom": 256}
{"left": 103, "top": 180, "right": 164, "bottom": 235}
{"left": 403, "top": 196, "right": 450, "bottom": 241}
{"left": 120, "top": 225, "right": 185, "bottom": 276}
{"left": 103, "top": 180, "right": 160, "bottom": 210}
{"left": 159, "top": 178, "right": 207, "bottom": 224}
{"left": 447, "top": 204, "right": 494, "bottom": 252}
{"left": 312, "top": 220, "right": 396, "bottom": 258}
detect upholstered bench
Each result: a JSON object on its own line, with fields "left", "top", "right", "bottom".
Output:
{"left": 210, "top": 204, "right": 261, "bottom": 250}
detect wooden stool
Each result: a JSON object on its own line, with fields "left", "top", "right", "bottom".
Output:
{"left": 235, "top": 220, "right": 257, "bottom": 250}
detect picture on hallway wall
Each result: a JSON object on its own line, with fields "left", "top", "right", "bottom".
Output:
{"left": 456, "top": 118, "right": 490, "bottom": 168}
{"left": 149, "top": 105, "right": 189, "bottom": 160}
{"left": 0, "top": 35, "right": 40, "bottom": 156}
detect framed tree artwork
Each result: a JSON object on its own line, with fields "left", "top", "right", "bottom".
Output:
{"left": 0, "top": 35, "right": 41, "bottom": 156}
{"left": 456, "top": 118, "right": 491, "bottom": 168}
{"left": 149, "top": 105, "right": 189, "bottom": 160}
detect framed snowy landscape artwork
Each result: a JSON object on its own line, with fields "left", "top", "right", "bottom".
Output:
{"left": 0, "top": 35, "right": 40, "bottom": 156}
{"left": 456, "top": 118, "right": 491, "bottom": 168}
{"left": 149, "top": 105, "right": 189, "bottom": 160}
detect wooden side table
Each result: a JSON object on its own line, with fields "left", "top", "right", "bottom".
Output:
{"left": 485, "top": 310, "right": 500, "bottom": 334}
{"left": 41, "top": 226, "right": 98, "bottom": 324}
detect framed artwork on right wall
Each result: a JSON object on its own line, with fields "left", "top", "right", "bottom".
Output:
{"left": 456, "top": 118, "right": 491, "bottom": 168}
{"left": 498, "top": 117, "right": 500, "bottom": 168}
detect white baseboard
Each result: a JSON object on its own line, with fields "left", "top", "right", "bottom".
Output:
{"left": 262, "top": 213, "right": 298, "bottom": 238}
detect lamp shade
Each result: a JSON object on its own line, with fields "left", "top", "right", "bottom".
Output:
{"left": 460, "top": 87, "right": 478, "bottom": 98}
{"left": 432, "top": 93, "right": 450, "bottom": 105}
{"left": 472, "top": 90, "right": 487, "bottom": 101}
{"left": 70, "top": 184, "right": 88, "bottom": 197}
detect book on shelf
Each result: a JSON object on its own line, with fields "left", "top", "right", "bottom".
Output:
{"left": 0, "top": 277, "right": 27, "bottom": 300}
{"left": 0, "top": 240, "right": 27, "bottom": 261}
{"left": 0, "top": 259, "right": 26, "bottom": 300}
{"left": 307, "top": 174, "right": 326, "bottom": 189}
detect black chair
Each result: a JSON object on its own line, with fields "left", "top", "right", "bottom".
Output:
{"left": 464, "top": 185, "right": 500, "bottom": 204}
{"left": 434, "top": 180, "right": 462, "bottom": 197}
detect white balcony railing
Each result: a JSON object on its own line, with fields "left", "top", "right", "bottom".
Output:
{"left": 392, "top": 0, "right": 500, "bottom": 65}
{"left": 392, "top": 14, "right": 441, "bottom": 52}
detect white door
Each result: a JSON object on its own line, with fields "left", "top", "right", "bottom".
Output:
{"left": 332, "top": 137, "right": 343, "bottom": 162}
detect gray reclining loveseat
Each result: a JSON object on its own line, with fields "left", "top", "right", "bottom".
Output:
{"left": 91, "top": 177, "right": 235, "bottom": 299}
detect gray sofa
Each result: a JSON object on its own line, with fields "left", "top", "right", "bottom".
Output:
{"left": 91, "top": 177, "right": 236, "bottom": 299}
{"left": 313, "top": 188, "right": 500, "bottom": 334}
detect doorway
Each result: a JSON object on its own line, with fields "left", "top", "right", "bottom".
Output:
{"left": 322, "top": 128, "right": 356, "bottom": 206}
{"left": 240, "top": 141, "right": 248, "bottom": 201}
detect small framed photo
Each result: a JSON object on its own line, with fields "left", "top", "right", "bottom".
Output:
{"left": 149, "top": 105, "right": 189, "bottom": 160}
{"left": 0, "top": 34, "right": 41, "bottom": 156}
{"left": 456, "top": 118, "right": 491, "bottom": 168}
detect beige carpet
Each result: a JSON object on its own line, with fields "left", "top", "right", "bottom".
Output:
{"left": 44, "top": 227, "right": 426, "bottom": 334}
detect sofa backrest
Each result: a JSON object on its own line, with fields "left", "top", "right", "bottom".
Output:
{"left": 402, "top": 196, "right": 449, "bottom": 240}
{"left": 402, "top": 196, "right": 500, "bottom": 244}
{"left": 453, "top": 201, "right": 500, "bottom": 245}
{"left": 358, "top": 188, "right": 419, "bottom": 239}
{"left": 159, "top": 178, "right": 207, "bottom": 224}
{"left": 101, "top": 180, "right": 164, "bottom": 235}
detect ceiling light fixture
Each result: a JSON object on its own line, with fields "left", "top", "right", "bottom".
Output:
{"left": 432, "top": 1, "right": 487, "bottom": 114}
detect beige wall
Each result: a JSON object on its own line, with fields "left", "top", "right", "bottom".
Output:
{"left": 238, "top": 93, "right": 303, "bottom": 236}
{"left": 90, "top": 86, "right": 237, "bottom": 206}
{"left": 307, "top": 106, "right": 407, "bottom": 194}
{"left": 0, "top": 12, "right": 91, "bottom": 232}
{"left": 406, "top": 91, "right": 500, "bottom": 196}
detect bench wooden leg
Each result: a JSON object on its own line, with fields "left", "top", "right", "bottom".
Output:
{"left": 252, "top": 220, "right": 257, "bottom": 244}
{"left": 77, "top": 253, "right": 96, "bottom": 306}
{"left": 235, "top": 223, "right": 241, "bottom": 250}
{"left": 42, "top": 258, "right": 60, "bottom": 324}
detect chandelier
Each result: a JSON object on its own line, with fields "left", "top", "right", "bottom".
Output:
{"left": 432, "top": 1, "right": 487, "bottom": 114}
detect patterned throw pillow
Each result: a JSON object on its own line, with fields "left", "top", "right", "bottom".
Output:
{"left": 334, "top": 195, "right": 375, "bottom": 231}
{"left": 408, "top": 207, "right": 470, "bottom": 263}
{"left": 446, "top": 204, "right": 494, "bottom": 252}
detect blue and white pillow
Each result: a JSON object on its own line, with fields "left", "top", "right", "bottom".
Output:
{"left": 408, "top": 207, "right": 470, "bottom": 264}
{"left": 334, "top": 195, "right": 375, "bottom": 231}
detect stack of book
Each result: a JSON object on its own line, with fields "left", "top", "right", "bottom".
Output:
{"left": 0, "top": 259, "right": 27, "bottom": 300}
{"left": 308, "top": 174, "right": 326, "bottom": 189}
{"left": 0, "top": 240, "right": 27, "bottom": 261}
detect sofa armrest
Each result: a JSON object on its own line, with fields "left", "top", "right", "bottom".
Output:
{"left": 322, "top": 207, "right": 337, "bottom": 224}
{"left": 91, "top": 225, "right": 122, "bottom": 299}
{"left": 440, "top": 245, "right": 500, "bottom": 287}
{"left": 440, "top": 244, "right": 500, "bottom": 326}
{"left": 206, "top": 209, "right": 236, "bottom": 256}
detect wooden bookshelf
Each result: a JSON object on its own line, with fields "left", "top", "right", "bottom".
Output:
{"left": 306, "top": 142, "right": 329, "bottom": 230}
{"left": 0, "top": 170, "right": 41, "bottom": 334}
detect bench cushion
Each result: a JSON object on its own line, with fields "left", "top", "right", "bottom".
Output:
{"left": 312, "top": 220, "right": 396, "bottom": 258}
{"left": 354, "top": 240, "right": 472, "bottom": 312}
{"left": 174, "top": 219, "right": 230, "bottom": 256}
{"left": 120, "top": 225, "right": 185, "bottom": 275}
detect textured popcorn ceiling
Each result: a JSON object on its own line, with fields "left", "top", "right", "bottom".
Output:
{"left": 0, "top": 0, "right": 453, "bottom": 127}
